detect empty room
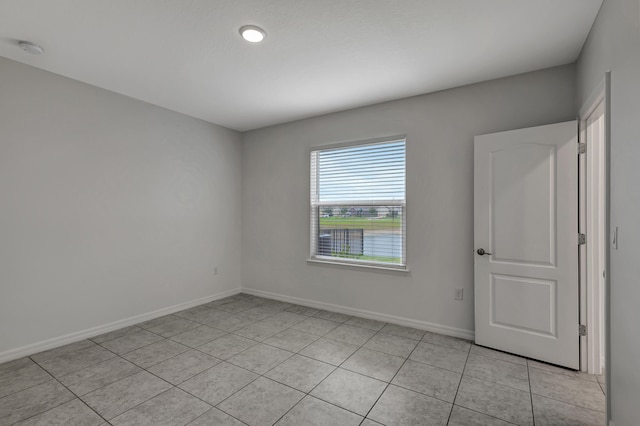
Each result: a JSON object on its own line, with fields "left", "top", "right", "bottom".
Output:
{"left": 1, "top": 1, "right": 639, "bottom": 425}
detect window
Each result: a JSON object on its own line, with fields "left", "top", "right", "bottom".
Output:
{"left": 310, "top": 138, "right": 406, "bottom": 269}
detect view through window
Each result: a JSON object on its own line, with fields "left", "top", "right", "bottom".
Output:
{"left": 310, "top": 138, "right": 406, "bottom": 267}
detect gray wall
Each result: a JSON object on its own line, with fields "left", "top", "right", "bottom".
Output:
{"left": 0, "top": 58, "right": 242, "bottom": 357}
{"left": 577, "top": 0, "right": 640, "bottom": 424}
{"left": 242, "top": 65, "right": 576, "bottom": 336}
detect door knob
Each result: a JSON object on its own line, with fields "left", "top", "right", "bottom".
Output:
{"left": 476, "top": 248, "right": 492, "bottom": 256}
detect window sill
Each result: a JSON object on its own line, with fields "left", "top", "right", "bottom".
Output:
{"left": 306, "top": 258, "right": 410, "bottom": 273}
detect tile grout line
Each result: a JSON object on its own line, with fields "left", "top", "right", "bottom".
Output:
{"left": 110, "top": 320, "right": 594, "bottom": 426}
{"left": 532, "top": 393, "right": 607, "bottom": 415}
{"left": 89, "top": 326, "right": 142, "bottom": 346}
{"left": 470, "top": 344, "right": 532, "bottom": 367}
{"left": 449, "top": 348, "right": 527, "bottom": 425}
{"left": 0, "top": 363, "right": 57, "bottom": 404}
{"left": 207, "top": 315, "right": 339, "bottom": 423}
{"left": 265, "top": 317, "right": 389, "bottom": 425}
{"left": 213, "top": 310, "right": 365, "bottom": 423}
{"left": 527, "top": 363, "right": 602, "bottom": 384}
{"left": 30, "top": 327, "right": 235, "bottom": 425}
{"left": 124, "top": 295, "right": 601, "bottom": 421}
{"left": 123, "top": 366, "right": 252, "bottom": 426}
{"left": 175, "top": 298, "right": 350, "bottom": 424}
{"left": 466, "top": 348, "right": 605, "bottom": 412}
{"left": 105, "top": 295, "right": 262, "bottom": 425}
{"left": 74, "top": 368, "right": 171, "bottom": 424}
{"left": 266, "top": 314, "right": 536, "bottom": 424}
{"left": 26, "top": 356, "right": 112, "bottom": 426}
{"left": 79, "top": 301, "right": 330, "bottom": 402}
{"left": 445, "top": 344, "right": 471, "bottom": 425}
{"left": 526, "top": 362, "right": 606, "bottom": 414}
{"left": 3, "top": 306, "right": 460, "bottom": 424}
{"left": 453, "top": 406, "right": 521, "bottom": 426}
{"left": 141, "top": 366, "right": 249, "bottom": 425}
{"left": 305, "top": 331, "right": 472, "bottom": 408}
{"left": 18, "top": 341, "right": 140, "bottom": 423}
{"left": 104, "top": 295, "right": 433, "bottom": 368}
{"left": 461, "top": 352, "right": 535, "bottom": 393}
{"left": 4, "top": 293, "right": 601, "bottom": 425}
{"left": 142, "top": 359, "right": 256, "bottom": 426}
{"left": 0, "top": 297, "right": 454, "bottom": 425}
{"left": 95, "top": 331, "right": 172, "bottom": 358}
{"left": 528, "top": 360, "right": 536, "bottom": 426}
{"left": 10, "top": 295, "right": 254, "bottom": 425}
{"left": 359, "top": 331, "right": 426, "bottom": 424}
{"left": 275, "top": 318, "right": 395, "bottom": 422}
{"left": 123, "top": 314, "right": 275, "bottom": 425}
{"left": 2, "top": 301, "right": 442, "bottom": 422}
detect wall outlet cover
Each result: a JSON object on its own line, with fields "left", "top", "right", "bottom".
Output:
{"left": 455, "top": 288, "right": 464, "bottom": 300}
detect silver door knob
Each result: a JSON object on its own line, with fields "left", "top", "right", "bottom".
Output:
{"left": 476, "top": 248, "right": 492, "bottom": 256}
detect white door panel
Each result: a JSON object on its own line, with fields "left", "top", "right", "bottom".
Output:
{"left": 492, "top": 144, "right": 555, "bottom": 265}
{"left": 474, "top": 121, "right": 579, "bottom": 369}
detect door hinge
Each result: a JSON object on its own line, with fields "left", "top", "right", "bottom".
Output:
{"left": 578, "top": 234, "right": 586, "bottom": 245}
{"left": 578, "top": 143, "right": 586, "bottom": 154}
{"left": 579, "top": 324, "right": 587, "bottom": 336}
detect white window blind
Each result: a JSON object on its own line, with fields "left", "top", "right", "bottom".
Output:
{"left": 310, "top": 138, "right": 406, "bottom": 268}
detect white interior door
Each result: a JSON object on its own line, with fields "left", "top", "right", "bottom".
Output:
{"left": 474, "top": 121, "right": 579, "bottom": 369}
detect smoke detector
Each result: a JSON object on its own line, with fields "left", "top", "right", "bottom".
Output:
{"left": 19, "top": 41, "right": 44, "bottom": 55}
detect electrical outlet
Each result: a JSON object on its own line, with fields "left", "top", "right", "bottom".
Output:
{"left": 214, "top": 267, "right": 218, "bottom": 275}
{"left": 455, "top": 288, "right": 464, "bottom": 300}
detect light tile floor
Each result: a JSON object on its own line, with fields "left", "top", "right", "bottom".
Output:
{"left": 0, "top": 293, "right": 605, "bottom": 425}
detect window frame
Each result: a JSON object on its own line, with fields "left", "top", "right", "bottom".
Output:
{"left": 308, "top": 136, "right": 408, "bottom": 271}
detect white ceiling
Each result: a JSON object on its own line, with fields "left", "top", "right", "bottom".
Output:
{"left": 0, "top": 1, "right": 602, "bottom": 131}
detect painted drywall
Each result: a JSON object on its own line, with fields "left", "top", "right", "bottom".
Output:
{"left": 241, "top": 65, "right": 576, "bottom": 336}
{"left": 0, "top": 57, "right": 242, "bottom": 357}
{"left": 577, "top": 0, "right": 640, "bottom": 423}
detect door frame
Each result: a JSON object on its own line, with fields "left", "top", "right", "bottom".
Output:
{"left": 579, "top": 96, "right": 605, "bottom": 375}
{"left": 578, "top": 72, "right": 610, "bottom": 416}
{"left": 578, "top": 76, "right": 608, "bottom": 374}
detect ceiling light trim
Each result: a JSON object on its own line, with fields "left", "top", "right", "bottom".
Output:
{"left": 239, "top": 25, "right": 266, "bottom": 43}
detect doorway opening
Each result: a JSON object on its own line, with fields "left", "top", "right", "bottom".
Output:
{"left": 579, "top": 85, "right": 608, "bottom": 378}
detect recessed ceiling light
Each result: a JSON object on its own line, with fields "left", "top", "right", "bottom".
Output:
{"left": 19, "top": 41, "right": 44, "bottom": 55}
{"left": 239, "top": 25, "right": 266, "bottom": 43}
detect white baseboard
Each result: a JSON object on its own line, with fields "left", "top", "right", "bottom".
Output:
{"left": 242, "top": 287, "right": 475, "bottom": 341}
{"left": 0, "top": 287, "right": 241, "bottom": 364}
